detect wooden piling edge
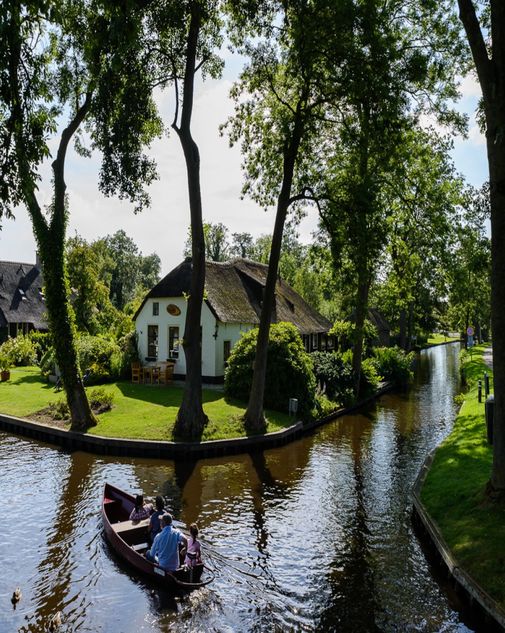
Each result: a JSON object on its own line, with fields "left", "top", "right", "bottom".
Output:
{"left": 412, "top": 449, "right": 505, "bottom": 631}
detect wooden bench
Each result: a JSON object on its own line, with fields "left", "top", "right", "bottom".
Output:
{"left": 112, "top": 518, "right": 150, "bottom": 534}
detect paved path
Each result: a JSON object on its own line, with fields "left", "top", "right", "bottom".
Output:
{"left": 483, "top": 346, "right": 493, "bottom": 369}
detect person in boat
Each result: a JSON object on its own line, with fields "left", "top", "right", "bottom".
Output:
{"left": 146, "top": 513, "right": 187, "bottom": 571}
{"left": 184, "top": 523, "right": 202, "bottom": 568}
{"left": 129, "top": 494, "right": 153, "bottom": 521}
{"left": 148, "top": 495, "right": 167, "bottom": 543}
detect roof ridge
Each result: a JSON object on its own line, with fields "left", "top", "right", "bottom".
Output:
{"left": 0, "top": 260, "right": 37, "bottom": 267}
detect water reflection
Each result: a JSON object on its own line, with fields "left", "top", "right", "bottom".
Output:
{"left": 1, "top": 343, "right": 486, "bottom": 632}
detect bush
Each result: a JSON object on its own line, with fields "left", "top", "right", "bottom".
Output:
{"left": 313, "top": 393, "right": 339, "bottom": 418}
{"left": 372, "top": 346, "right": 414, "bottom": 386}
{"left": 29, "top": 331, "right": 52, "bottom": 362}
{"left": 76, "top": 334, "right": 123, "bottom": 384}
{"left": 224, "top": 322, "right": 316, "bottom": 418}
{"left": 0, "top": 334, "right": 37, "bottom": 366}
{"left": 311, "top": 351, "right": 355, "bottom": 407}
{"left": 360, "top": 356, "right": 381, "bottom": 393}
{"left": 87, "top": 387, "right": 114, "bottom": 412}
{"left": 47, "top": 400, "right": 70, "bottom": 420}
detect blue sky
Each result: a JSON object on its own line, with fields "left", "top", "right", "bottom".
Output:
{"left": 0, "top": 67, "right": 488, "bottom": 276}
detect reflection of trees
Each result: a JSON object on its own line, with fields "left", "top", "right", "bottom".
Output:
{"left": 317, "top": 423, "right": 379, "bottom": 632}
{"left": 21, "top": 453, "right": 95, "bottom": 633}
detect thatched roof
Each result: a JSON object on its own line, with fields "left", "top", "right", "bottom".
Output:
{"left": 0, "top": 260, "right": 47, "bottom": 330}
{"left": 136, "top": 258, "right": 331, "bottom": 335}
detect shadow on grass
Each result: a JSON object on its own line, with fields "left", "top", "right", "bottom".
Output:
{"left": 115, "top": 380, "right": 224, "bottom": 408}
{"left": 9, "top": 372, "right": 55, "bottom": 390}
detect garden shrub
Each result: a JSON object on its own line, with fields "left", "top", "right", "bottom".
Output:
{"left": 311, "top": 351, "right": 355, "bottom": 407}
{"left": 372, "top": 346, "right": 413, "bottom": 386}
{"left": 29, "top": 331, "right": 52, "bottom": 362}
{"left": 76, "top": 334, "right": 122, "bottom": 384}
{"left": 0, "top": 334, "right": 37, "bottom": 366}
{"left": 86, "top": 387, "right": 114, "bottom": 412}
{"left": 313, "top": 393, "right": 339, "bottom": 418}
{"left": 47, "top": 400, "right": 70, "bottom": 420}
{"left": 224, "top": 322, "right": 316, "bottom": 418}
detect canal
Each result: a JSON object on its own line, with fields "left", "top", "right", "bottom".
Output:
{"left": 1, "top": 342, "right": 481, "bottom": 632}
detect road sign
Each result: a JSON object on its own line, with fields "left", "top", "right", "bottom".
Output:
{"left": 467, "top": 326, "right": 474, "bottom": 336}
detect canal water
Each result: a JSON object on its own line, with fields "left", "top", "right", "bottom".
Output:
{"left": 1, "top": 343, "right": 481, "bottom": 632}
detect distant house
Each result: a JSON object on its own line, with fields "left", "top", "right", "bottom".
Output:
{"left": 134, "top": 258, "right": 333, "bottom": 382}
{"left": 0, "top": 258, "right": 48, "bottom": 342}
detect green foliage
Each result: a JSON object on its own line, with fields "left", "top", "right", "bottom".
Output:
{"left": 86, "top": 387, "right": 114, "bottom": 412}
{"left": 311, "top": 351, "right": 355, "bottom": 407}
{"left": 372, "top": 346, "right": 414, "bottom": 386}
{"left": 47, "top": 400, "right": 71, "bottom": 421}
{"left": 29, "top": 332, "right": 52, "bottom": 362}
{"left": 76, "top": 334, "right": 123, "bottom": 385}
{"left": 329, "top": 318, "right": 378, "bottom": 353}
{"left": 224, "top": 322, "right": 316, "bottom": 418}
{"left": 360, "top": 356, "right": 381, "bottom": 394}
{"left": 313, "top": 393, "right": 339, "bottom": 418}
{"left": 0, "top": 335, "right": 37, "bottom": 366}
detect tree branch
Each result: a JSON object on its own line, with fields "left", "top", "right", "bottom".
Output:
{"left": 457, "top": 0, "right": 493, "bottom": 101}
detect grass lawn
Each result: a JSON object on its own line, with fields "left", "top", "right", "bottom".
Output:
{"left": 426, "top": 332, "right": 461, "bottom": 346}
{"left": 0, "top": 367, "right": 293, "bottom": 441}
{"left": 421, "top": 344, "right": 505, "bottom": 608}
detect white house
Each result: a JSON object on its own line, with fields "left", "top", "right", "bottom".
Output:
{"left": 134, "top": 258, "right": 333, "bottom": 382}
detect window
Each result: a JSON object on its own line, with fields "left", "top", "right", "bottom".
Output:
{"left": 223, "top": 340, "right": 231, "bottom": 364}
{"left": 153, "top": 302, "right": 159, "bottom": 316}
{"left": 169, "top": 326, "right": 180, "bottom": 359}
{"left": 147, "top": 325, "right": 158, "bottom": 359}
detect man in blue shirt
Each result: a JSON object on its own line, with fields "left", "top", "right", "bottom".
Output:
{"left": 146, "top": 513, "right": 187, "bottom": 571}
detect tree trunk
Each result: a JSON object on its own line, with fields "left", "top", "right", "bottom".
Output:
{"left": 244, "top": 107, "right": 305, "bottom": 433}
{"left": 458, "top": 0, "right": 505, "bottom": 494}
{"left": 351, "top": 273, "right": 370, "bottom": 398}
{"left": 172, "top": 4, "right": 208, "bottom": 440}
{"left": 399, "top": 309, "right": 407, "bottom": 351}
{"left": 20, "top": 93, "right": 96, "bottom": 431}
{"left": 488, "top": 117, "right": 505, "bottom": 493}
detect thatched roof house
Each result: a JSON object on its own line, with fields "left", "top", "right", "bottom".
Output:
{"left": 0, "top": 259, "right": 47, "bottom": 342}
{"left": 134, "top": 258, "right": 332, "bottom": 381}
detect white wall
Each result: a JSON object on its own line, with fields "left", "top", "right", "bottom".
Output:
{"left": 135, "top": 298, "right": 253, "bottom": 378}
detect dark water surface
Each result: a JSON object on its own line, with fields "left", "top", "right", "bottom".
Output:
{"left": 1, "top": 343, "right": 481, "bottom": 632}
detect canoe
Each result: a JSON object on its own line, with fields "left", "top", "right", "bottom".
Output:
{"left": 101, "top": 482, "right": 213, "bottom": 590}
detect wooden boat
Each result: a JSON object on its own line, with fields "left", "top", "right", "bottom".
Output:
{"left": 101, "top": 483, "right": 214, "bottom": 590}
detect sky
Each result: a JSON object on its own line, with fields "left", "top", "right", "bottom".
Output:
{"left": 0, "top": 59, "right": 488, "bottom": 278}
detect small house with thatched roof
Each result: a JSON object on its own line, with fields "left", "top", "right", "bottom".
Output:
{"left": 134, "top": 258, "right": 333, "bottom": 382}
{"left": 0, "top": 258, "right": 48, "bottom": 343}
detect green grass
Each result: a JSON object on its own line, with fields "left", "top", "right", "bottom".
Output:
{"left": 0, "top": 367, "right": 293, "bottom": 441}
{"left": 421, "top": 344, "right": 505, "bottom": 608}
{"left": 426, "top": 332, "right": 461, "bottom": 345}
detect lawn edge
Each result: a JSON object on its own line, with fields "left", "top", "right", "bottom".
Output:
{"left": 0, "top": 382, "right": 394, "bottom": 459}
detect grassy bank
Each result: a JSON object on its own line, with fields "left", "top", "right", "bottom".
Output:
{"left": 426, "top": 332, "right": 461, "bottom": 346}
{"left": 421, "top": 344, "right": 505, "bottom": 608}
{"left": 0, "top": 367, "right": 292, "bottom": 441}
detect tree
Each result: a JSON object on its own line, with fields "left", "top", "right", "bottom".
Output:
{"left": 457, "top": 0, "right": 505, "bottom": 496}
{"left": 373, "top": 130, "right": 464, "bottom": 350}
{"left": 230, "top": 232, "right": 254, "bottom": 258}
{"left": 225, "top": 0, "right": 339, "bottom": 431}
{"left": 145, "top": 0, "right": 224, "bottom": 439}
{"left": 183, "top": 221, "right": 231, "bottom": 262}
{"left": 316, "top": 0, "right": 465, "bottom": 395}
{"left": 0, "top": 2, "right": 160, "bottom": 430}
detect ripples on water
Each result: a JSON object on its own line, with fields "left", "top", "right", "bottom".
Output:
{"left": 0, "top": 345, "right": 484, "bottom": 632}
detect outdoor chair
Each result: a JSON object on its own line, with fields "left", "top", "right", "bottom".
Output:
{"left": 158, "top": 362, "right": 175, "bottom": 385}
{"left": 131, "top": 362, "right": 143, "bottom": 384}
